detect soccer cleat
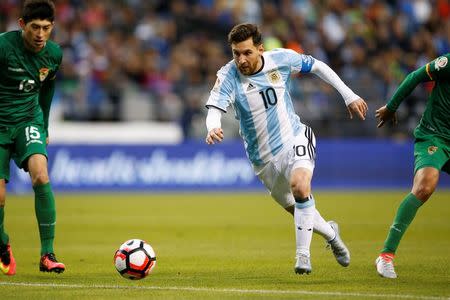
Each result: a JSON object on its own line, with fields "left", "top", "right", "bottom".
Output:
{"left": 294, "top": 254, "right": 312, "bottom": 275}
{"left": 375, "top": 253, "right": 397, "bottom": 279}
{"left": 326, "top": 221, "right": 350, "bottom": 267}
{"left": 39, "top": 253, "right": 65, "bottom": 273}
{"left": 0, "top": 243, "right": 16, "bottom": 275}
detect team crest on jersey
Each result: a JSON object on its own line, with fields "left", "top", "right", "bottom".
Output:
{"left": 39, "top": 67, "right": 50, "bottom": 82}
{"left": 427, "top": 146, "right": 438, "bottom": 155}
{"left": 434, "top": 56, "right": 447, "bottom": 70}
{"left": 267, "top": 69, "right": 281, "bottom": 84}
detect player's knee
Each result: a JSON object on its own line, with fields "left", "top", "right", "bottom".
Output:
{"left": 31, "top": 171, "right": 49, "bottom": 186}
{"left": 412, "top": 184, "right": 435, "bottom": 202}
{"left": 412, "top": 168, "right": 439, "bottom": 202}
{"left": 290, "top": 181, "right": 310, "bottom": 199}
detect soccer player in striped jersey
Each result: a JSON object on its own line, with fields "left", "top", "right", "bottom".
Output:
{"left": 0, "top": 0, "right": 65, "bottom": 275}
{"left": 205, "top": 23, "right": 368, "bottom": 275}
{"left": 375, "top": 53, "right": 450, "bottom": 279}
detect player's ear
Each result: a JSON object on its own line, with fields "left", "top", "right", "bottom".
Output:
{"left": 18, "top": 18, "right": 26, "bottom": 30}
{"left": 257, "top": 43, "right": 264, "bottom": 54}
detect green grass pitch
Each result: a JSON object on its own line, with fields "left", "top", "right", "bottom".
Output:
{"left": 1, "top": 190, "right": 449, "bottom": 299}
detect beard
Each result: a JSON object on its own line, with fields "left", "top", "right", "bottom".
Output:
{"left": 238, "top": 61, "right": 257, "bottom": 76}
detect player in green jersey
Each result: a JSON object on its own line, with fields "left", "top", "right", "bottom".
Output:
{"left": 374, "top": 53, "right": 450, "bottom": 278}
{"left": 0, "top": 0, "right": 65, "bottom": 275}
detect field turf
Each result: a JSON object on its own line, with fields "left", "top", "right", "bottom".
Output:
{"left": 1, "top": 191, "right": 449, "bottom": 299}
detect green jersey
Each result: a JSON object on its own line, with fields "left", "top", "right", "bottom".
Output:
{"left": 0, "top": 30, "right": 62, "bottom": 134}
{"left": 387, "top": 53, "right": 450, "bottom": 141}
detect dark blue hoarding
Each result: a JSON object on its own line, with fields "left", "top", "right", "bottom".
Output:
{"left": 8, "top": 139, "right": 450, "bottom": 193}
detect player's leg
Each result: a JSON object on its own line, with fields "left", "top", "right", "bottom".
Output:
{"left": 287, "top": 198, "right": 350, "bottom": 267}
{"left": 290, "top": 126, "right": 334, "bottom": 274}
{"left": 0, "top": 145, "right": 16, "bottom": 275}
{"left": 384, "top": 167, "right": 438, "bottom": 252}
{"left": 290, "top": 167, "right": 314, "bottom": 274}
{"left": 14, "top": 124, "right": 64, "bottom": 273}
{"left": 27, "top": 154, "right": 65, "bottom": 273}
{"left": 376, "top": 137, "right": 447, "bottom": 278}
{"left": 255, "top": 156, "right": 314, "bottom": 274}
{"left": 0, "top": 179, "right": 16, "bottom": 276}
{"left": 376, "top": 167, "right": 438, "bottom": 278}
{"left": 298, "top": 194, "right": 351, "bottom": 267}
{"left": 0, "top": 180, "right": 7, "bottom": 244}
{"left": 286, "top": 200, "right": 339, "bottom": 249}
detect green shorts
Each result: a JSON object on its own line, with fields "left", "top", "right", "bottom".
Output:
{"left": 414, "top": 135, "right": 450, "bottom": 175}
{"left": 0, "top": 123, "right": 48, "bottom": 182}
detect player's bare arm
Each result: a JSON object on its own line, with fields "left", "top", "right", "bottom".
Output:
{"left": 375, "top": 105, "right": 397, "bottom": 128}
{"left": 347, "top": 98, "right": 368, "bottom": 120}
{"left": 206, "top": 128, "right": 224, "bottom": 145}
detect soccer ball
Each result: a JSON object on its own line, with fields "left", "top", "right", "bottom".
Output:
{"left": 114, "top": 239, "right": 156, "bottom": 280}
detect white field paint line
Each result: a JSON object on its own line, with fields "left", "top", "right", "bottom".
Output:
{"left": 0, "top": 282, "right": 449, "bottom": 300}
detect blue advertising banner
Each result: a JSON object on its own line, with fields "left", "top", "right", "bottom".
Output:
{"left": 8, "top": 140, "right": 450, "bottom": 193}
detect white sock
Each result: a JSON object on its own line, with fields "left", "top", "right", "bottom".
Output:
{"left": 313, "top": 208, "right": 336, "bottom": 241}
{"left": 294, "top": 198, "right": 315, "bottom": 257}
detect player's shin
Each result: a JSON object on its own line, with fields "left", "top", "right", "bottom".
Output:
{"left": 0, "top": 206, "right": 9, "bottom": 245}
{"left": 294, "top": 197, "right": 315, "bottom": 258}
{"left": 34, "top": 183, "right": 56, "bottom": 256}
{"left": 382, "top": 193, "right": 423, "bottom": 254}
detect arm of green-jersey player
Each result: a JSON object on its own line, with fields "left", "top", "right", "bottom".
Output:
{"left": 39, "top": 77, "right": 56, "bottom": 139}
{"left": 375, "top": 62, "right": 433, "bottom": 128}
{"left": 386, "top": 65, "right": 432, "bottom": 112}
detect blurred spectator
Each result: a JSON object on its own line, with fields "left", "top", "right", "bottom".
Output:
{"left": 1, "top": 0, "right": 448, "bottom": 140}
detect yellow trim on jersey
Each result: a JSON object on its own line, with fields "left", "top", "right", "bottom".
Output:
{"left": 425, "top": 63, "right": 433, "bottom": 80}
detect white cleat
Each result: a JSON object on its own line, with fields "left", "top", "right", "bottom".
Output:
{"left": 375, "top": 255, "right": 397, "bottom": 279}
{"left": 327, "top": 221, "right": 350, "bottom": 267}
{"left": 294, "top": 254, "right": 312, "bottom": 275}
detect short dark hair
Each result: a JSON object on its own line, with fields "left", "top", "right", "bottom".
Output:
{"left": 228, "top": 23, "right": 262, "bottom": 46}
{"left": 21, "top": 0, "right": 55, "bottom": 24}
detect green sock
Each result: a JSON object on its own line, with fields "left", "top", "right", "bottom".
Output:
{"left": 382, "top": 193, "right": 423, "bottom": 254}
{"left": 0, "top": 206, "right": 9, "bottom": 245}
{"left": 34, "top": 183, "right": 56, "bottom": 255}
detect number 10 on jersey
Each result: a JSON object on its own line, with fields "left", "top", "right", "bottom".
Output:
{"left": 259, "top": 87, "right": 278, "bottom": 109}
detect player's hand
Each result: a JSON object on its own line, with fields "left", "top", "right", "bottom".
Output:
{"left": 375, "top": 105, "right": 397, "bottom": 128}
{"left": 206, "top": 128, "right": 224, "bottom": 145}
{"left": 347, "top": 98, "right": 368, "bottom": 120}
{"left": 46, "top": 137, "right": 49, "bottom": 145}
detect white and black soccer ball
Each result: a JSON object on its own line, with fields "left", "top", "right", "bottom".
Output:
{"left": 114, "top": 239, "right": 156, "bottom": 280}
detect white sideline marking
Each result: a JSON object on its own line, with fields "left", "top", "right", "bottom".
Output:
{"left": 0, "top": 282, "right": 448, "bottom": 300}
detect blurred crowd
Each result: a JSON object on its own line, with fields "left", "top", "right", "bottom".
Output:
{"left": 1, "top": 0, "right": 449, "bottom": 139}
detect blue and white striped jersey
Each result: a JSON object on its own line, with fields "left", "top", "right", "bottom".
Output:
{"left": 206, "top": 48, "right": 314, "bottom": 166}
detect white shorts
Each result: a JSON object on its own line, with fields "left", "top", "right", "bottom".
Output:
{"left": 253, "top": 126, "right": 316, "bottom": 208}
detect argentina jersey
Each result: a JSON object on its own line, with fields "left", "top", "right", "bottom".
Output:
{"left": 206, "top": 48, "right": 314, "bottom": 166}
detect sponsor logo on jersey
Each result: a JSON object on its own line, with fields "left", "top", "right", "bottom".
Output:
{"left": 39, "top": 67, "right": 50, "bottom": 82}
{"left": 267, "top": 69, "right": 281, "bottom": 84}
{"left": 246, "top": 83, "right": 256, "bottom": 91}
{"left": 8, "top": 66, "right": 26, "bottom": 72}
{"left": 427, "top": 146, "right": 438, "bottom": 155}
{"left": 434, "top": 56, "right": 448, "bottom": 71}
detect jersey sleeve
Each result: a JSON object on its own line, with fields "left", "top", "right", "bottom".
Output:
{"left": 386, "top": 54, "right": 449, "bottom": 112}
{"left": 425, "top": 54, "right": 450, "bottom": 81}
{"left": 39, "top": 44, "right": 63, "bottom": 136}
{"left": 48, "top": 44, "right": 63, "bottom": 81}
{"left": 283, "top": 48, "right": 315, "bottom": 74}
{"left": 205, "top": 64, "right": 235, "bottom": 112}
